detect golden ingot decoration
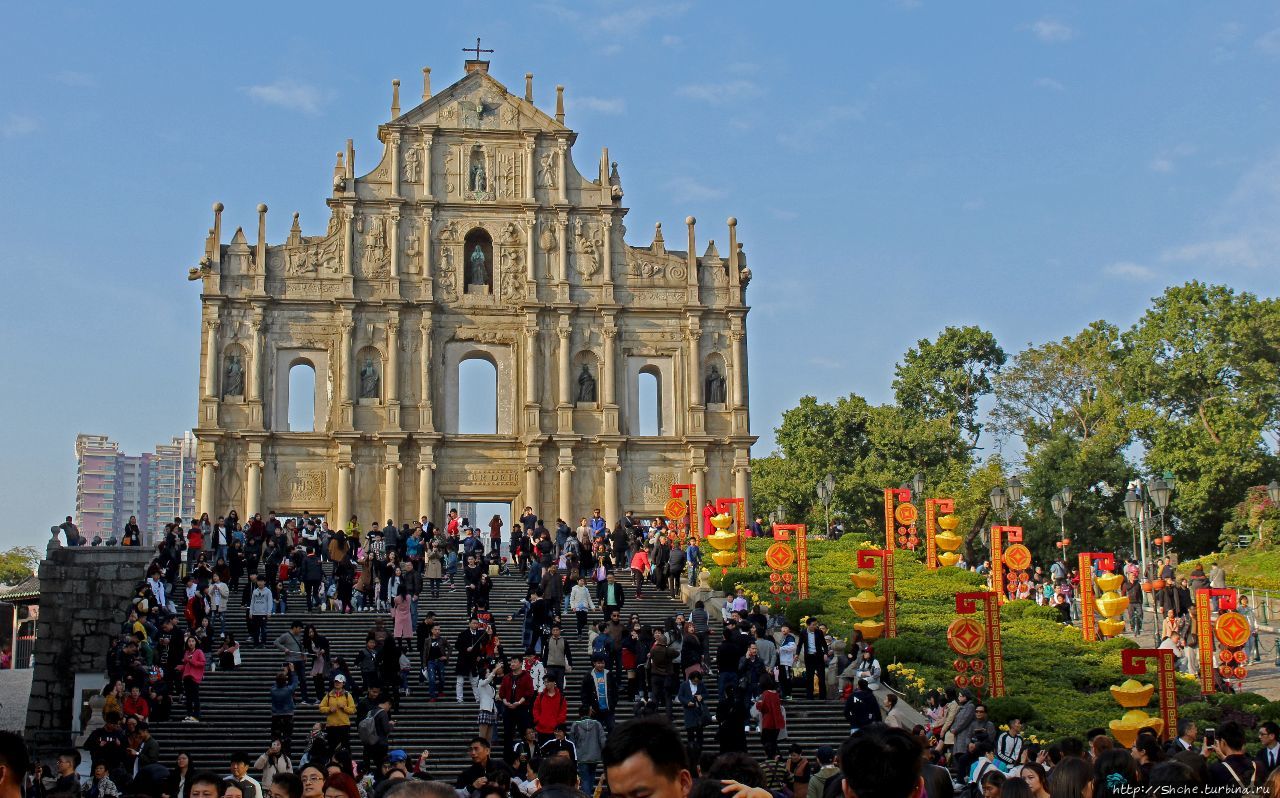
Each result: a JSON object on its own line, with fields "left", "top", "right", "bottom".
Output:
{"left": 937, "top": 515, "right": 960, "bottom": 532}
{"left": 710, "top": 550, "right": 737, "bottom": 567}
{"left": 850, "top": 571, "right": 880, "bottom": 590}
{"left": 707, "top": 531, "right": 739, "bottom": 551}
{"left": 848, "top": 590, "right": 886, "bottom": 618}
{"left": 1097, "top": 618, "right": 1128, "bottom": 638}
{"left": 938, "top": 552, "right": 961, "bottom": 568}
{"left": 1095, "top": 590, "right": 1130, "bottom": 620}
{"left": 935, "top": 532, "right": 963, "bottom": 552}
{"left": 854, "top": 619, "right": 885, "bottom": 641}
{"left": 1109, "top": 679, "right": 1156, "bottom": 709}
{"left": 709, "top": 513, "right": 734, "bottom": 532}
{"left": 1108, "top": 709, "right": 1163, "bottom": 748}
{"left": 1096, "top": 573, "right": 1124, "bottom": 592}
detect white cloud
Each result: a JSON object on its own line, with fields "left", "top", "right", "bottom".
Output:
{"left": 1157, "top": 148, "right": 1280, "bottom": 270}
{"left": 595, "top": 3, "right": 689, "bottom": 34}
{"left": 1033, "top": 77, "right": 1065, "bottom": 91}
{"left": 1030, "top": 19, "right": 1074, "bottom": 43}
{"left": 570, "top": 96, "right": 626, "bottom": 114}
{"left": 661, "top": 34, "right": 682, "bottom": 47}
{"left": 676, "top": 80, "right": 760, "bottom": 106}
{"left": 53, "top": 70, "right": 96, "bottom": 87}
{"left": 771, "top": 209, "right": 799, "bottom": 221}
{"left": 776, "top": 103, "right": 866, "bottom": 150}
{"left": 595, "top": 44, "right": 623, "bottom": 56}
{"left": 807, "top": 356, "right": 845, "bottom": 370}
{"left": 962, "top": 198, "right": 985, "bottom": 212}
{"left": 1256, "top": 27, "right": 1280, "bottom": 55}
{"left": 1149, "top": 143, "right": 1195, "bottom": 174}
{"left": 1, "top": 114, "right": 39, "bottom": 138}
{"left": 664, "top": 176, "right": 726, "bottom": 202}
{"left": 1104, "top": 261, "right": 1156, "bottom": 280}
{"left": 241, "top": 79, "right": 325, "bottom": 115}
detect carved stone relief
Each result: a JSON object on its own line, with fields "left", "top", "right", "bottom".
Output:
{"left": 278, "top": 467, "right": 329, "bottom": 504}
{"left": 357, "top": 215, "right": 391, "bottom": 278}
{"left": 573, "top": 218, "right": 603, "bottom": 281}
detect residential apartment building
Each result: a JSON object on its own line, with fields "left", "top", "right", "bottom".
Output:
{"left": 74, "top": 431, "right": 197, "bottom": 544}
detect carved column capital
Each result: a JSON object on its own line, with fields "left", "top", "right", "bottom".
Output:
{"left": 602, "top": 327, "right": 618, "bottom": 339}
{"left": 558, "top": 465, "right": 577, "bottom": 474}
{"left": 556, "top": 327, "right": 571, "bottom": 340}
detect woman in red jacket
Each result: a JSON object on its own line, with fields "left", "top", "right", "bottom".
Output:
{"left": 755, "top": 673, "right": 786, "bottom": 758}
{"left": 178, "top": 634, "right": 206, "bottom": 723}
{"left": 531, "top": 680, "right": 567, "bottom": 742}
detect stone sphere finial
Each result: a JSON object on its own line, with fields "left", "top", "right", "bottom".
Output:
{"left": 727, "top": 216, "right": 737, "bottom": 227}
{"left": 257, "top": 203, "right": 268, "bottom": 213}
{"left": 685, "top": 216, "right": 696, "bottom": 226}
{"left": 293, "top": 212, "right": 300, "bottom": 220}
{"left": 392, "top": 78, "right": 400, "bottom": 86}
{"left": 213, "top": 202, "right": 224, "bottom": 212}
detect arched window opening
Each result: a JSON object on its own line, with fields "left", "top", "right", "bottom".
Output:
{"left": 458, "top": 357, "right": 498, "bottom": 434}
{"left": 638, "top": 368, "right": 662, "bottom": 436}
{"left": 287, "top": 361, "right": 316, "bottom": 431}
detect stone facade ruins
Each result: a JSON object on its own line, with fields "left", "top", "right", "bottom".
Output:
{"left": 188, "top": 59, "right": 756, "bottom": 527}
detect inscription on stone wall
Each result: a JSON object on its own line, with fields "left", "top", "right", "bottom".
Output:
{"left": 633, "top": 470, "right": 680, "bottom": 506}
{"left": 440, "top": 467, "right": 520, "bottom": 488}
{"left": 278, "top": 467, "right": 328, "bottom": 503}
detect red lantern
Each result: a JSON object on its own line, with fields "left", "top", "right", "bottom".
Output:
{"left": 1162, "top": 535, "right": 1173, "bottom": 544}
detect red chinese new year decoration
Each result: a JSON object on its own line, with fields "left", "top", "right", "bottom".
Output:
{"left": 989, "top": 526, "right": 1022, "bottom": 603}
{"left": 1122, "top": 648, "right": 1179, "bottom": 741}
{"left": 772, "top": 523, "right": 809, "bottom": 600}
{"left": 669, "top": 483, "right": 697, "bottom": 541}
{"left": 1195, "top": 588, "right": 1240, "bottom": 694}
{"left": 1078, "top": 552, "right": 1116, "bottom": 642}
{"left": 955, "top": 591, "right": 1005, "bottom": 698}
{"left": 883, "top": 488, "right": 912, "bottom": 554}
{"left": 857, "top": 549, "right": 896, "bottom": 638}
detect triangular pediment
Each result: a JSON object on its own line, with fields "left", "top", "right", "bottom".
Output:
{"left": 392, "top": 69, "right": 566, "bottom": 134}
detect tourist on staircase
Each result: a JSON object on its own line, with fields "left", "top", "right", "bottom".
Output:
{"left": 319, "top": 675, "right": 356, "bottom": 753}
{"left": 178, "top": 635, "right": 206, "bottom": 723}
{"left": 580, "top": 654, "right": 619, "bottom": 732}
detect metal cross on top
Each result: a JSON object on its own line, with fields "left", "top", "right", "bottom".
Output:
{"left": 463, "top": 37, "right": 494, "bottom": 60}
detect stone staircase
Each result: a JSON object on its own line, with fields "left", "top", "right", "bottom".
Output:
{"left": 146, "top": 570, "right": 858, "bottom": 777}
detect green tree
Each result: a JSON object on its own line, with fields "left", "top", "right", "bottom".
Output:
{"left": 991, "top": 322, "right": 1136, "bottom": 562}
{"left": 1121, "top": 282, "right": 1280, "bottom": 554}
{"left": 893, "top": 325, "right": 1006, "bottom": 448}
{"left": 0, "top": 547, "right": 39, "bottom": 586}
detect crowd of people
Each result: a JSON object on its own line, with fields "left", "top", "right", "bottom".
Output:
{"left": 27, "top": 505, "right": 1280, "bottom": 798}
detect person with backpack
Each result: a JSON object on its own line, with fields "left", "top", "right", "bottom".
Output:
{"left": 666, "top": 544, "right": 686, "bottom": 598}
{"left": 357, "top": 695, "right": 394, "bottom": 774}
{"left": 319, "top": 675, "right": 356, "bottom": 753}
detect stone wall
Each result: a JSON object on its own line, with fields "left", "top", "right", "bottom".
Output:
{"left": 24, "top": 547, "right": 152, "bottom": 752}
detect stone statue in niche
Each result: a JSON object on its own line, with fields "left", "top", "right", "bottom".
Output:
{"left": 223, "top": 354, "right": 244, "bottom": 397}
{"left": 438, "top": 247, "right": 458, "bottom": 301}
{"left": 537, "top": 151, "right": 557, "bottom": 189}
{"left": 402, "top": 146, "right": 422, "bottom": 183}
{"left": 468, "top": 244, "right": 489, "bottom": 287}
{"left": 577, "top": 364, "right": 597, "bottom": 403}
{"left": 359, "top": 357, "right": 380, "bottom": 399}
{"left": 705, "top": 365, "right": 727, "bottom": 404}
{"left": 469, "top": 161, "right": 487, "bottom": 192}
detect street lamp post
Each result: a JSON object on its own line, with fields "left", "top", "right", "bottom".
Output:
{"left": 1052, "top": 486, "right": 1073, "bottom": 557}
{"left": 912, "top": 472, "right": 926, "bottom": 500}
{"left": 1149, "top": 476, "right": 1172, "bottom": 557}
{"left": 1267, "top": 481, "right": 1280, "bottom": 545}
{"left": 1124, "top": 488, "right": 1145, "bottom": 578}
{"left": 816, "top": 474, "right": 835, "bottom": 539}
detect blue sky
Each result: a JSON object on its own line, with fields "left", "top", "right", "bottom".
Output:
{"left": 2, "top": 2, "right": 1279, "bottom": 550}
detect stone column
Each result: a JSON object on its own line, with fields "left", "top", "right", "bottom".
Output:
{"left": 417, "top": 460, "right": 435, "bottom": 522}
{"left": 336, "top": 462, "right": 354, "bottom": 526}
{"left": 731, "top": 328, "right": 746, "bottom": 407}
{"left": 687, "top": 327, "right": 703, "bottom": 406}
{"left": 248, "top": 312, "right": 264, "bottom": 402}
{"left": 384, "top": 463, "right": 401, "bottom": 523}
{"left": 199, "top": 461, "right": 218, "bottom": 518}
{"left": 556, "top": 144, "right": 567, "bottom": 204}
{"left": 558, "top": 464, "right": 574, "bottom": 527}
{"left": 386, "top": 316, "right": 400, "bottom": 403}
{"left": 245, "top": 461, "right": 263, "bottom": 517}
{"left": 422, "top": 134, "right": 434, "bottom": 200}
{"left": 419, "top": 313, "right": 433, "bottom": 424}
{"left": 525, "top": 213, "right": 537, "bottom": 281}
{"left": 557, "top": 321, "right": 572, "bottom": 406}
{"left": 389, "top": 132, "right": 401, "bottom": 199}
{"left": 340, "top": 321, "right": 354, "bottom": 405}
{"left": 691, "top": 466, "right": 706, "bottom": 516}
{"left": 523, "top": 141, "right": 535, "bottom": 201}
{"left": 202, "top": 319, "right": 219, "bottom": 398}
{"left": 389, "top": 210, "right": 401, "bottom": 280}
{"left": 341, "top": 208, "right": 354, "bottom": 277}
{"left": 523, "top": 321, "right": 540, "bottom": 405}
{"left": 556, "top": 214, "right": 569, "bottom": 283}
{"left": 602, "top": 325, "right": 617, "bottom": 405}
{"left": 525, "top": 464, "right": 542, "bottom": 514}
{"left": 603, "top": 464, "right": 620, "bottom": 528}
{"left": 601, "top": 214, "right": 613, "bottom": 283}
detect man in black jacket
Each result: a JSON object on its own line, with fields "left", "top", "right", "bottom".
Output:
{"left": 801, "top": 618, "right": 829, "bottom": 699}
{"left": 843, "top": 679, "right": 881, "bottom": 733}
{"left": 1210, "top": 721, "right": 1261, "bottom": 789}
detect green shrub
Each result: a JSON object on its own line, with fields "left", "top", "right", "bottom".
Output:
{"left": 984, "top": 696, "right": 1040, "bottom": 726}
